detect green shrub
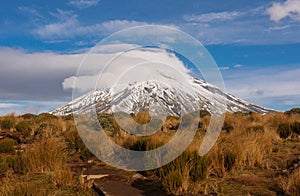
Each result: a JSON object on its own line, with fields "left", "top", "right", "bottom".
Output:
{"left": 6, "top": 154, "right": 28, "bottom": 174}
{"left": 20, "top": 113, "right": 37, "bottom": 120}
{"left": 285, "top": 108, "right": 300, "bottom": 115}
{"left": 0, "top": 118, "right": 14, "bottom": 130}
{"left": 0, "top": 138, "right": 15, "bottom": 154}
{"left": 98, "top": 113, "right": 116, "bottom": 134}
{"left": 277, "top": 123, "right": 292, "bottom": 139}
{"left": 15, "top": 121, "right": 32, "bottom": 137}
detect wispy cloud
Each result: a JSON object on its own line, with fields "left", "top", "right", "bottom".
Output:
{"left": 0, "top": 101, "right": 66, "bottom": 115}
{"left": 223, "top": 66, "right": 300, "bottom": 109}
{"left": 33, "top": 9, "right": 148, "bottom": 40}
{"left": 181, "top": 5, "right": 300, "bottom": 45}
{"left": 0, "top": 103, "right": 20, "bottom": 109}
{"left": 18, "top": 6, "right": 43, "bottom": 18}
{"left": 267, "top": 0, "right": 300, "bottom": 22}
{"left": 69, "top": 0, "right": 100, "bottom": 9}
{"left": 184, "top": 11, "right": 242, "bottom": 23}
{"left": 219, "top": 66, "right": 230, "bottom": 71}
{"left": 18, "top": 6, "right": 44, "bottom": 23}
{"left": 233, "top": 64, "right": 243, "bottom": 68}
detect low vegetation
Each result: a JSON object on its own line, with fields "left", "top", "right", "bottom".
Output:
{"left": 0, "top": 109, "right": 299, "bottom": 195}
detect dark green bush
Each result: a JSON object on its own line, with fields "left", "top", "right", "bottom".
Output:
{"left": 6, "top": 154, "right": 28, "bottom": 174}
{"left": 285, "top": 108, "right": 300, "bottom": 115}
{"left": 15, "top": 121, "right": 32, "bottom": 137}
{"left": 20, "top": 113, "right": 37, "bottom": 120}
{"left": 0, "top": 138, "right": 15, "bottom": 154}
{"left": 0, "top": 118, "right": 14, "bottom": 130}
{"left": 98, "top": 113, "right": 117, "bottom": 135}
{"left": 277, "top": 123, "right": 292, "bottom": 139}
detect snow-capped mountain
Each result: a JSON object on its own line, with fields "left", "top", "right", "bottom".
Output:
{"left": 51, "top": 77, "right": 275, "bottom": 116}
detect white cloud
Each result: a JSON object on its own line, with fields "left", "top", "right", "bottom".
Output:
{"left": 34, "top": 14, "right": 148, "bottom": 39}
{"left": 18, "top": 6, "right": 43, "bottom": 18}
{"left": 267, "top": 0, "right": 300, "bottom": 22}
{"left": 233, "top": 64, "right": 243, "bottom": 68}
{"left": 224, "top": 66, "right": 300, "bottom": 108}
{"left": 69, "top": 0, "right": 100, "bottom": 9}
{"left": 180, "top": 5, "right": 300, "bottom": 45}
{"left": 219, "top": 66, "right": 230, "bottom": 70}
{"left": 0, "top": 103, "right": 20, "bottom": 109}
{"left": 0, "top": 45, "right": 191, "bottom": 100}
{"left": 0, "top": 101, "right": 66, "bottom": 115}
{"left": 184, "top": 11, "right": 241, "bottom": 23}
{"left": 63, "top": 47, "right": 191, "bottom": 94}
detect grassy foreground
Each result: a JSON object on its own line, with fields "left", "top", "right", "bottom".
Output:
{"left": 0, "top": 109, "right": 299, "bottom": 195}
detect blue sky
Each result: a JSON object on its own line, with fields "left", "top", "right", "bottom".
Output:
{"left": 0, "top": 0, "right": 300, "bottom": 114}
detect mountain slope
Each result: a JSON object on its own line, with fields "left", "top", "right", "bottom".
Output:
{"left": 51, "top": 77, "right": 275, "bottom": 116}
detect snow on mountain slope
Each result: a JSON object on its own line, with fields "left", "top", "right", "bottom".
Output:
{"left": 51, "top": 77, "right": 275, "bottom": 116}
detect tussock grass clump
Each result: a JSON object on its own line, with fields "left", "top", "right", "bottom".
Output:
{"left": 277, "top": 121, "right": 300, "bottom": 139}
{"left": 0, "top": 114, "right": 15, "bottom": 130}
{"left": 22, "top": 138, "right": 68, "bottom": 172}
{"left": 22, "top": 138, "right": 75, "bottom": 187}
{"left": 277, "top": 123, "right": 292, "bottom": 139}
{"left": 6, "top": 154, "right": 28, "bottom": 174}
{"left": 0, "top": 155, "right": 8, "bottom": 175}
{"left": 15, "top": 121, "right": 32, "bottom": 137}
{"left": 0, "top": 138, "right": 15, "bottom": 154}
{"left": 159, "top": 151, "right": 207, "bottom": 195}
{"left": 278, "top": 168, "right": 300, "bottom": 196}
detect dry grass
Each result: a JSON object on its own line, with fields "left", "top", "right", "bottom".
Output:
{"left": 23, "top": 138, "right": 68, "bottom": 173}
{"left": 0, "top": 110, "right": 299, "bottom": 195}
{"left": 278, "top": 168, "right": 300, "bottom": 195}
{"left": 21, "top": 138, "right": 75, "bottom": 188}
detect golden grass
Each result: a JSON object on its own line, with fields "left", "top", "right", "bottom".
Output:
{"left": 23, "top": 138, "right": 68, "bottom": 172}
{"left": 0, "top": 110, "right": 299, "bottom": 195}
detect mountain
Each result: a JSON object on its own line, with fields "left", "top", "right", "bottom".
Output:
{"left": 51, "top": 77, "right": 275, "bottom": 116}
